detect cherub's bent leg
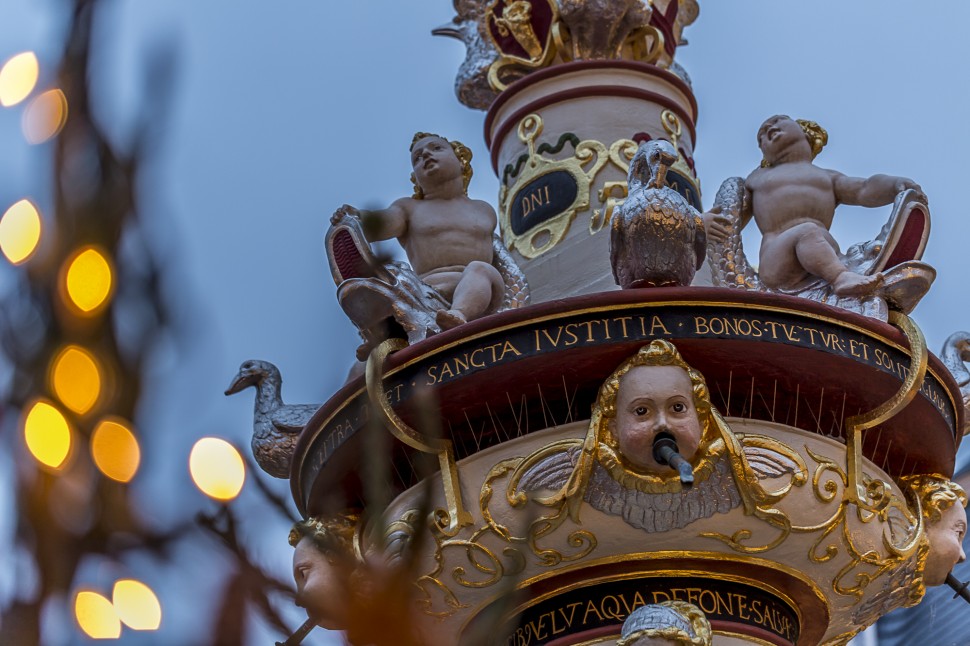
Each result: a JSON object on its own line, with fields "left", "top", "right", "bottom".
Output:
{"left": 436, "top": 261, "right": 504, "bottom": 329}
{"left": 791, "top": 223, "right": 883, "bottom": 297}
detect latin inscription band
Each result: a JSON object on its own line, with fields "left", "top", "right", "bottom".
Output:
{"left": 300, "top": 301, "right": 957, "bottom": 505}
{"left": 497, "top": 576, "right": 799, "bottom": 646}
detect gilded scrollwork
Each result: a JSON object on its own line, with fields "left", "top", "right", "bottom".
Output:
{"left": 499, "top": 114, "right": 609, "bottom": 258}
{"left": 589, "top": 138, "right": 637, "bottom": 234}
{"left": 708, "top": 440, "right": 925, "bottom": 607}
{"left": 500, "top": 120, "right": 701, "bottom": 251}
{"left": 697, "top": 411, "right": 807, "bottom": 553}
{"left": 707, "top": 313, "right": 934, "bottom": 608}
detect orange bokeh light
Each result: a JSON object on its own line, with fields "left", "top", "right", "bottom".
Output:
{"left": 0, "top": 51, "right": 39, "bottom": 107}
{"left": 91, "top": 418, "right": 141, "bottom": 483}
{"left": 22, "top": 88, "right": 68, "bottom": 144}
{"left": 189, "top": 438, "right": 246, "bottom": 501}
{"left": 50, "top": 345, "right": 102, "bottom": 415}
{"left": 62, "top": 246, "right": 114, "bottom": 315}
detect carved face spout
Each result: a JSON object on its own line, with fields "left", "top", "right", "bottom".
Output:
{"left": 411, "top": 135, "right": 462, "bottom": 192}
{"left": 924, "top": 502, "right": 968, "bottom": 586}
{"left": 611, "top": 365, "right": 702, "bottom": 473}
{"left": 292, "top": 537, "right": 349, "bottom": 629}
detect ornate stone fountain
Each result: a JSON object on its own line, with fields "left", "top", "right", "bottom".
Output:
{"left": 228, "top": 2, "right": 970, "bottom": 644}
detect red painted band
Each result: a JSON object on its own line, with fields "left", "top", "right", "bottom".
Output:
{"left": 488, "top": 84, "right": 697, "bottom": 174}
{"left": 484, "top": 60, "right": 697, "bottom": 148}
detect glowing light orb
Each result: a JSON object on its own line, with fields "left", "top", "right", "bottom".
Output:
{"left": 91, "top": 419, "right": 140, "bottom": 483}
{"left": 74, "top": 590, "right": 121, "bottom": 639}
{"left": 51, "top": 345, "right": 102, "bottom": 415}
{"left": 62, "top": 246, "right": 113, "bottom": 314}
{"left": 189, "top": 437, "right": 246, "bottom": 501}
{"left": 112, "top": 579, "right": 161, "bottom": 630}
{"left": 0, "top": 52, "right": 39, "bottom": 107}
{"left": 0, "top": 199, "right": 42, "bottom": 264}
{"left": 22, "top": 88, "right": 68, "bottom": 144}
{"left": 23, "top": 400, "right": 72, "bottom": 469}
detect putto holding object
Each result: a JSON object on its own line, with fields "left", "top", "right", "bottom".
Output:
{"left": 704, "top": 115, "right": 934, "bottom": 320}
{"left": 327, "top": 132, "right": 528, "bottom": 359}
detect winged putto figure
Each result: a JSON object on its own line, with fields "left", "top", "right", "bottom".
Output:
{"left": 702, "top": 115, "right": 934, "bottom": 321}
{"left": 519, "top": 340, "right": 806, "bottom": 534}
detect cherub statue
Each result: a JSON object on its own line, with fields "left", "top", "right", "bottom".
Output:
{"left": 288, "top": 513, "right": 359, "bottom": 631}
{"left": 703, "top": 115, "right": 934, "bottom": 320}
{"left": 617, "top": 600, "right": 712, "bottom": 646}
{"left": 903, "top": 475, "right": 968, "bottom": 586}
{"left": 519, "top": 340, "right": 805, "bottom": 534}
{"left": 327, "top": 132, "right": 528, "bottom": 360}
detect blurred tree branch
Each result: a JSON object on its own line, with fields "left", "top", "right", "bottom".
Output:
{"left": 0, "top": 0, "right": 185, "bottom": 642}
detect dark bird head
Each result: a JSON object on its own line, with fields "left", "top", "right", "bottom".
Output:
{"left": 431, "top": 21, "right": 464, "bottom": 41}
{"left": 432, "top": 0, "right": 500, "bottom": 110}
{"left": 225, "top": 359, "right": 277, "bottom": 395}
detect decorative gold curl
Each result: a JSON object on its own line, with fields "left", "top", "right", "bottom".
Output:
{"left": 800, "top": 447, "right": 924, "bottom": 603}
{"left": 699, "top": 410, "right": 807, "bottom": 553}
{"left": 365, "top": 339, "right": 473, "bottom": 537}
{"left": 410, "top": 439, "right": 593, "bottom": 618}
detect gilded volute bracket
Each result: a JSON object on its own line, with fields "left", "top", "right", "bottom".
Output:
{"left": 845, "top": 311, "right": 928, "bottom": 512}
{"left": 365, "top": 339, "right": 474, "bottom": 536}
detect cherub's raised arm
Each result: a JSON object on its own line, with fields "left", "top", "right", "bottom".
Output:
{"left": 332, "top": 199, "right": 409, "bottom": 242}
{"left": 833, "top": 172, "right": 926, "bottom": 207}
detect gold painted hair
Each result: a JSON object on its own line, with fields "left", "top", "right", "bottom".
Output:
{"left": 595, "top": 339, "right": 712, "bottom": 426}
{"left": 409, "top": 132, "right": 473, "bottom": 199}
{"left": 902, "top": 474, "right": 968, "bottom": 524}
{"left": 288, "top": 511, "right": 359, "bottom": 558}
{"left": 616, "top": 600, "right": 712, "bottom": 646}
{"left": 796, "top": 119, "right": 828, "bottom": 158}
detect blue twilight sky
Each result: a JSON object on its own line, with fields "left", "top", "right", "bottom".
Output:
{"left": 2, "top": 2, "right": 970, "bottom": 644}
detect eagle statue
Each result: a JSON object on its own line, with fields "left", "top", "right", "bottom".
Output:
{"left": 610, "top": 138, "right": 707, "bottom": 288}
